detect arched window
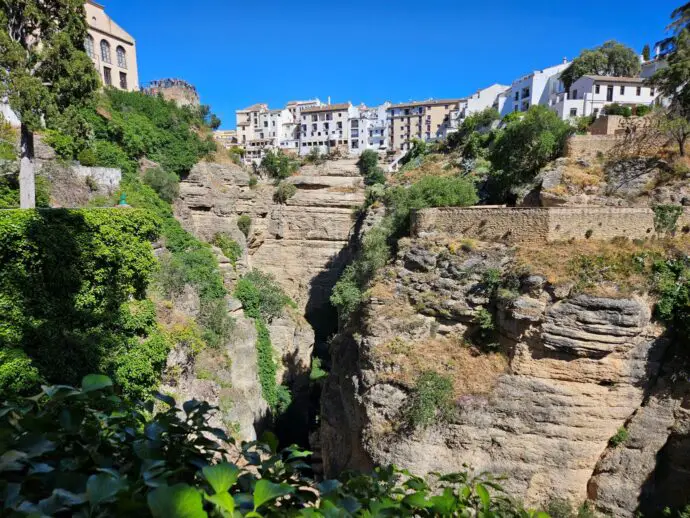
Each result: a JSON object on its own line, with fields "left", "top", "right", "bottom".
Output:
{"left": 85, "top": 35, "right": 94, "bottom": 59}
{"left": 116, "top": 46, "right": 127, "bottom": 69}
{"left": 100, "top": 40, "right": 111, "bottom": 63}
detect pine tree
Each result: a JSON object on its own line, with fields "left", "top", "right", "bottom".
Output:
{"left": 0, "top": 0, "right": 99, "bottom": 208}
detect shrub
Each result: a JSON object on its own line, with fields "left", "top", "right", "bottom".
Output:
{"left": 237, "top": 214, "right": 251, "bottom": 237}
{"left": 304, "top": 146, "right": 326, "bottom": 165}
{"left": 357, "top": 149, "right": 379, "bottom": 176}
{"left": 0, "top": 114, "right": 16, "bottom": 160}
{"left": 77, "top": 147, "right": 97, "bottom": 166}
{"left": 574, "top": 115, "right": 595, "bottom": 134}
{"left": 364, "top": 166, "right": 386, "bottom": 186}
{"left": 0, "top": 376, "right": 537, "bottom": 517}
{"left": 0, "top": 348, "right": 41, "bottom": 395}
{"left": 547, "top": 498, "right": 575, "bottom": 518}
{"left": 274, "top": 181, "right": 297, "bottom": 204}
{"left": 234, "top": 270, "right": 292, "bottom": 322}
{"left": 310, "top": 357, "right": 328, "bottom": 381}
{"left": 635, "top": 104, "right": 651, "bottom": 117}
{"left": 143, "top": 166, "right": 179, "bottom": 203}
{"left": 407, "top": 371, "right": 454, "bottom": 429}
{"left": 248, "top": 174, "right": 258, "bottom": 188}
{"left": 255, "top": 318, "right": 279, "bottom": 409}
{"left": 42, "top": 129, "right": 77, "bottom": 159}
{"left": 604, "top": 103, "right": 633, "bottom": 117}
{"left": 198, "top": 297, "right": 235, "bottom": 349}
{"left": 212, "top": 232, "right": 242, "bottom": 265}
{"left": 653, "top": 204, "right": 684, "bottom": 234}
{"left": 261, "top": 149, "right": 299, "bottom": 179}
{"left": 609, "top": 426, "right": 629, "bottom": 447}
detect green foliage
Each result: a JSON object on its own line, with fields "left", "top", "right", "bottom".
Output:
{"left": 304, "top": 146, "right": 326, "bottom": 165}
{"left": 77, "top": 147, "right": 97, "bottom": 166}
{"left": 653, "top": 204, "right": 684, "bottom": 234}
{"left": 574, "top": 115, "right": 596, "bottom": 134}
{"left": 255, "top": 318, "right": 280, "bottom": 410}
{"left": 261, "top": 149, "right": 299, "bottom": 179}
{"left": 446, "top": 107, "right": 500, "bottom": 151}
{"left": 652, "top": 255, "right": 690, "bottom": 341}
{"left": 476, "top": 307, "right": 495, "bottom": 331}
{"left": 90, "top": 140, "right": 137, "bottom": 175}
{"left": 357, "top": 150, "right": 386, "bottom": 185}
{"left": 399, "top": 139, "right": 429, "bottom": 168}
{"left": 212, "top": 232, "right": 242, "bottom": 266}
{"left": 43, "top": 129, "right": 78, "bottom": 159}
{"left": 198, "top": 298, "right": 235, "bottom": 349}
{"left": 0, "top": 208, "right": 164, "bottom": 398}
{"left": 488, "top": 105, "right": 573, "bottom": 202}
{"left": 237, "top": 214, "right": 251, "bottom": 237}
{"left": 0, "top": 174, "right": 51, "bottom": 208}
{"left": 310, "top": 357, "right": 328, "bottom": 381}
{"left": 0, "top": 376, "right": 540, "bottom": 517}
{"left": 643, "top": 43, "right": 651, "bottom": 61}
{"left": 0, "top": 114, "right": 16, "bottom": 160}
{"left": 546, "top": 498, "right": 575, "bottom": 518}
{"left": 635, "top": 104, "right": 651, "bottom": 117}
{"left": 560, "top": 40, "right": 641, "bottom": 90}
{"left": 143, "top": 166, "right": 180, "bottom": 203}
{"left": 274, "top": 181, "right": 297, "bottom": 203}
{"left": 248, "top": 174, "right": 258, "bottom": 188}
{"left": 652, "top": 29, "right": 690, "bottom": 121}
{"left": 407, "top": 371, "right": 455, "bottom": 429}
{"left": 604, "top": 103, "right": 633, "bottom": 117}
{"left": 609, "top": 426, "right": 629, "bottom": 447}
{"left": 0, "top": 347, "right": 41, "bottom": 395}
{"left": 234, "top": 270, "right": 292, "bottom": 322}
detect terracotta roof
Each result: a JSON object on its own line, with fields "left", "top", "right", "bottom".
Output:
{"left": 301, "top": 103, "right": 351, "bottom": 114}
{"left": 389, "top": 99, "right": 462, "bottom": 109}
{"left": 237, "top": 103, "right": 268, "bottom": 112}
{"left": 582, "top": 75, "right": 646, "bottom": 84}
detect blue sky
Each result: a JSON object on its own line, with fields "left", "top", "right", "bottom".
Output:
{"left": 107, "top": 0, "right": 678, "bottom": 129}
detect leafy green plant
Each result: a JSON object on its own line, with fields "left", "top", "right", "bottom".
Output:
{"left": 604, "top": 103, "right": 633, "bottom": 117}
{"left": 407, "top": 371, "right": 455, "bottom": 429}
{"left": 274, "top": 181, "right": 297, "bottom": 203}
{"left": 77, "top": 147, "right": 97, "bottom": 166}
{"left": 212, "top": 232, "right": 243, "bottom": 266}
{"left": 546, "top": 498, "right": 575, "bottom": 518}
{"left": 261, "top": 149, "right": 299, "bottom": 179}
{"left": 143, "top": 166, "right": 180, "bottom": 203}
{"left": 234, "top": 270, "right": 292, "bottom": 322}
{"left": 310, "top": 357, "right": 328, "bottom": 381}
{"left": 0, "top": 375, "right": 543, "bottom": 517}
{"left": 609, "top": 426, "right": 629, "bottom": 447}
{"left": 653, "top": 204, "right": 684, "bottom": 234}
{"left": 248, "top": 174, "right": 258, "bottom": 188}
{"left": 304, "top": 147, "right": 326, "bottom": 165}
{"left": 237, "top": 214, "right": 251, "bottom": 237}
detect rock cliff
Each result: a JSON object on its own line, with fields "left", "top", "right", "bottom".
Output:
{"left": 321, "top": 236, "right": 686, "bottom": 515}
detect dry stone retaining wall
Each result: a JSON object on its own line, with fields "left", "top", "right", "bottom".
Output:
{"left": 412, "top": 206, "right": 690, "bottom": 244}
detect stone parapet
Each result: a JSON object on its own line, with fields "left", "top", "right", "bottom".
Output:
{"left": 412, "top": 206, "right": 690, "bottom": 244}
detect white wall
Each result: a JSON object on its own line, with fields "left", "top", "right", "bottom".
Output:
{"left": 1, "top": 101, "right": 20, "bottom": 127}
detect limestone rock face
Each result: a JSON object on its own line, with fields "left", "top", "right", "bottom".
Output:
{"left": 320, "top": 238, "right": 673, "bottom": 514}
{"left": 175, "top": 160, "right": 365, "bottom": 312}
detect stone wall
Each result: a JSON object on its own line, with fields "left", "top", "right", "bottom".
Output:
{"left": 565, "top": 135, "right": 623, "bottom": 161}
{"left": 412, "top": 206, "right": 690, "bottom": 244}
{"left": 71, "top": 165, "right": 121, "bottom": 193}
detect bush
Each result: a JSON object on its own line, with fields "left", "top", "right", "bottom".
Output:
{"left": 653, "top": 204, "right": 684, "bottom": 234}
{"left": 635, "top": 104, "right": 651, "bottom": 116}
{"left": 234, "top": 270, "right": 292, "bottom": 322}
{"left": 198, "top": 297, "right": 235, "bottom": 349}
{"left": 143, "top": 166, "right": 179, "bottom": 203}
{"left": 0, "top": 348, "right": 41, "bottom": 395}
{"left": 212, "top": 232, "right": 242, "bottom": 265}
{"left": 546, "top": 498, "right": 575, "bottom": 518}
{"left": 574, "top": 115, "right": 596, "bottom": 134}
{"left": 407, "top": 371, "right": 454, "bottom": 429}
{"left": 255, "top": 318, "right": 279, "bottom": 410}
{"left": 42, "top": 129, "right": 77, "bottom": 159}
{"left": 0, "top": 209, "right": 161, "bottom": 396}
{"left": 274, "top": 181, "right": 297, "bottom": 203}
{"left": 0, "top": 114, "right": 16, "bottom": 160}
{"left": 304, "top": 146, "right": 326, "bottom": 165}
{"left": 237, "top": 214, "right": 251, "bottom": 237}
{"left": 604, "top": 103, "right": 633, "bottom": 117}
{"left": 248, "top": 174, "right": 258, "bottom": 188}
{"left": 0, "top": 376, "right": 537, "bottom": 517}
{"left": 364, "top": 166, "right": 386, "bottom": 186}
{"left": 77, "top": 147, "right": 97, "bottom": 166}
{"left": 261, "top": 149, "right": 299, "bottom": 179}
{"left": 609, "top": 426, "right": 629, "bottom": 447}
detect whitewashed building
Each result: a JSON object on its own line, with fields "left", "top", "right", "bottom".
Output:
{"left": 447, "top": 83, "right": 509, "bottom": 134}
{"left": 348, "top": 102, "right": 390, "bottom": 154}
{"left": 499, "top": 61, "right": 570, "bottom": 116}
{"left": 298, "top": 103, "right": 358, "bottom": 156}
{"left": 549, "top": 75, "right": 659, "bottom": 120}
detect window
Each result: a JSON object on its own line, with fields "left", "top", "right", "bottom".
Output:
{"left": 514, "top": 91, "right": 519, "bottom": 101}
{"left": 620, "top": 85, "right": 625, "bottom": 95}
{"left": 326, "top": 113, "right": 332, "bottom": 120}
{"left": 595, "top": 84, "right": 600, "bottom": 94}
{"left": 119, "top": 72, "right": 127, "bottom": 89}
{"left": 103, "top": 67, "right": 112, "bottom": 86}
{"left": 606, "top": 85, "right": 614, "bottom": 102}
{"left": 572, "top": 89, "right": 578, "bottom": 100}
{"left": 522, "top": 87, "right": 530, "bottom": 99}
{"left": 116, "top": 46, "right": 127, "bottom": 68}
{"left": 352, "top": 140, "right": 359, "bottom": 149}
{"left": 100, "top": 40, "right": 111, "bottom": 63}
{"left": 636, "top": 86, "right": 642, "bottom": 96}
{"left": 569, "top": 108, "right": 577, "bottom": 117}
{"left": 311, "top": 115, "right": 317, "bottom": 122}
{"left": 85, "top": 35, "right": 95, "bottom": 59}
{"left": 263, "top": 121, "right": 268, "bottom": 127}
{"left": 651, "top": 88, "right": 656, "bottom": 96}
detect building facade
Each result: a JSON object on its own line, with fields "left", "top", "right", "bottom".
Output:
{"left": 142, "top": 79, "right": 199, "bottom": 107}
{"left": 387, "top": 99, "right": 461, "bottom": 151}
{"left": 84, "top": 0, "right": 138, "bottom": 91}
{"left": 298, "top": 103, "right": 357, "bottom": 156}
{"left": 549, "top": 75, "right": 659, "bottom": 120}
{"left": 213, "top": 130, "right": 239, "bottom": 149}
{"left": 499, "top": 61, "right": 569, "bottom": 116}
{"left": 348, "top": 102, "right": 390, "bottom": 154}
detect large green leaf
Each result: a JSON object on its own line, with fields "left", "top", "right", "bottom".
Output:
{"left": 205, "top": 492, "right": 235, "bottom": 515}
{"left": 202, "top": 463, "right": 240, "bottom": 494}
{"left": 475, "top": 483, "right": 490, "bottom": 511}
{"left": 87, "top": 473, "right": 126, "bottom": 506}
{"left": 147, "top": 483, "right": 207, "bottom": 518}
{"left": 81, "top": 374, "right": 113, "bottom": 393}
{"left": 253, "top": 479, "right": 294, "bottom": 510}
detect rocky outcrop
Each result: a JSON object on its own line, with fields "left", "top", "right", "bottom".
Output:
{"left": 321, "top": 237, "right": 676, "bottom": 513}
{"left": 175, "top": 160, "right": 365, "bottom": 312}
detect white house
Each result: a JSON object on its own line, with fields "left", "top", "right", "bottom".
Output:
{"left": 348, "top": 102, "right": 390, "bottom": 154}
{"left": 549, "top": 75, "right": 659, "bottom": 120}
{"left": 447, "top": 83, "right": 509, "bottom": 134}
{"left": 298, "top": 102, "right": 359, "bottom": 156}
{"left": 499, "top": 61, "right": 570, "bottom": 116}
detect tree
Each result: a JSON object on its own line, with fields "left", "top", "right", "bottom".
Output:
{"left": 208, "top": 114, "right": 221, "bottom": 130}
{"left": 643, "top": 43, "right": 651, "bottom": 61}
{"left": 261, "top": 149, "right": 299, "bottom": 179}
{"left": 0, "top": 0, "right": 99, "bottom": 208}
{"left": 560, "top": 40, "right": 641, "bottom": 90}
{"left": 661, "top": 113, "right": 690, "bottom": 156}
{"left": 670, "top": 2, "right": 690, "bottom": 32}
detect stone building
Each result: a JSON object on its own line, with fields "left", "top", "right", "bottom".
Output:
{"left": 386, "top": 99, "right": 462, "bottom": 151}
{"left": 142, "top": 79, "right": 200, "bottom": 107}
{"left": 298, "top": 103, "right": 358, "bottom": 156}
{"left": 213, "top": 130, "right": 239, "bottom": 149}
{"left": 84, "top": 0, "right": 138, "bottom": 91}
